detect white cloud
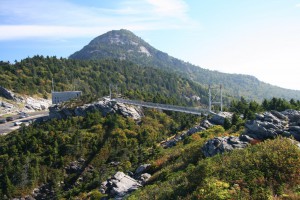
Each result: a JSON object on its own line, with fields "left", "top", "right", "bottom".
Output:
{"left": 0, "top": 0, "right": 197, "bottom": 40}
{"left": 296, "top": 4, "right": 300, "bottom": 7}
{"left": 145, "top": 0, "right": 188, "bottom": 19}
{"left": 0, "top": 24, "right": 172, "bottom": 40}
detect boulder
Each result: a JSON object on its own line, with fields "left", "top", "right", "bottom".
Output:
{"left": 281, "top": 109, "right": 300, "bottom": 123}
{"left": 186, "top": 126, "right": 206, "bottom": 136}
{"left": 116, "top": 103, "right": 143, "bottom": 120}
{"left": 138, "top": 173, "right": 151, "bottom": 184}
{"left": 201, "top": 119, "right": 214, "bottom": 129}
{"left": 135, "top": 164, "right": 151, "bottom": 175}
{"left": 271, "top": 110, "right": 288, "bottom": 121}
{"left": 101, "top": 172, "right": 142, "bottom": 198}
{"left": 1, "top": 101, "right": 14, "bottom": 109}
{"left": 0, "top": 86, "right": 16, "bottom": 100}
{"left": 202, "top": 136, "right": 250, "bottom": 157}
{"left": 0, "top": 86, "right": 24, "bottom": 102}
{"left": 209, "top": 112, "right": 233, "bottom": 125}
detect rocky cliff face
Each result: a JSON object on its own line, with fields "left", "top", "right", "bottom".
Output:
{"left": 49, "top": 98, "right": 143, "bottom": 120}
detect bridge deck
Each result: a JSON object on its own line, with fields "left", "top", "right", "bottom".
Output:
{"left": 113, "top": 98, "right": 214, "bottom": 115}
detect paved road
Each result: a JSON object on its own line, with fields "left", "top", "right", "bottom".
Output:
{"left": 0, "top": 111, "right": 49, "bottom": 135}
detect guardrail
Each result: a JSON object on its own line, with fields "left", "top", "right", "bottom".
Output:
{"left": 113, "top": 98, "right": 214, "bottom": 115}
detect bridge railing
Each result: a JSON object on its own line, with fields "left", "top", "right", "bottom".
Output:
{"left": 113, "top": 98, "right": 212, "bottom": 115}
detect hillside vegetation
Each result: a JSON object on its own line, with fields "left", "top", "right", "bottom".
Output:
{"left": 0, "top": 56, "right": 208, "bottom": 106}
{"left": 70, "top": 29, "right": 300, "bottom": 101}
{"left": 0, "top": 97, "right": 300, "bottom": 199}
{"left": 0, "top": 109, "right": 200, "bottom": 199}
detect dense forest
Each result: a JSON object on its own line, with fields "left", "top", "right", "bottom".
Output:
{"left": 0, "top": 56, "right": 213, "bottom": 106}
{"left": 0, "top": 97, "right": 300, "bottom": 199}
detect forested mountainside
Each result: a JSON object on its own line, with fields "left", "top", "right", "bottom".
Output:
{"left": 70, "top": 29, "right": 300, "bottom": 101}
{"left": 0, "top": 95, "right": 300, "bottom": 199}
{"left": 1, "top": 29, "right": 300, "bottom": 200}
{"left": 0, "top": 56, "right": 210, "bottom": 106}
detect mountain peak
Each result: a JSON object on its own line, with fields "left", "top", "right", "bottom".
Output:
{"left": 69, "top": 29, "right": 153, "bottom": 60}
{"left": 69, "top": 30, "right": 300, "bottom": 101}
{"left": 89, "top": 29, "right": 136, "bottom": 45}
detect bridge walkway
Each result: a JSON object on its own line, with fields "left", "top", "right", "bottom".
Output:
{"left": 113, "top": 98, "right": 215, "bottom": 115}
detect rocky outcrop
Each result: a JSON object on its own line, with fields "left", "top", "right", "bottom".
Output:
{"left": 0, "top": 86, "right": 51, "bottom": 116}
{"left": 65, "top": 158, "right": 86, "bottom": 174}
{"left": 135, "top": 164, "right": 151, "bottom": 176}
{"left": 13, "top": 184, "right": 56, "bottom": 200}
{"left": 24, "top": 97, "right": 51, "bottom": 111}
{"left": 101, "top": 164, "right": 152, "bottom": 198}
{"left": 0, "top": 86, "right": 17, "bottom": 100}
{"left": 202, "top": 135, "right": 251, "bottom": 157}
{"left": 210, "top": 112, "right": 233, "bottom": 125}
{"left": 49, "top": 98, "right": 143, "bottom": 121}
{"left": 202, "top": 109, "right": 300, "bottom": 157}
{"left": 0, "top": 86, "right": 24, "bottom": 102}
{"left": 245, "top": 110, "right": 300, "bottom": 141}
{"left": 100, "top": 172, "right": 142, "bottom": 199}
{"left": 161, "top": 117, "right": 216, "bottom": 148}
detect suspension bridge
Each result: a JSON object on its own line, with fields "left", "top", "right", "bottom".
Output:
{"left": 110, "top": 84, "right": 223, "bottom": 116}
{"left": 112, "top": 98, "right": 216, "bottom": 115}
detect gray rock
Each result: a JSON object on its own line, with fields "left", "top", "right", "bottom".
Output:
{"left": 101, "top": 172, "right": 142, "bottom": 198}
{"left": 24, "top": 97, "right": 51, "bottom": 111}
{"left": 289, "top": 126, "right": 300, "bottom": 133}
{"left": 209, "top": 112, "right": 233, "bottom": 125}
{"left": 186, "top": 126, "right": 206, "bottom": 136}
{"left": 0, "top": 86, "right": 24, "bottom": 102}
{"left": 255, "top": 113, "right": 265, "bottom": 121}
{"left": 117, "top": 103, "right": 143, "bottom": 120}
{"left": 0, "top": 86, "right": 16, "bottom": 100}
{"left": 65, "top": 159, "right": 86, "bottom": 174}
{"left": 244, "top": 110, "right": 300, "bottom": 142}
{"left": 49, "top": 98, "right": 143, "bottom": 121}
{"left": 202, "top": 136, "right": 249, "bottom": 157}
{"left": 1, "top": 101, "right": 14, "bottom": 109}
{"left": 263, "top": 112, "right": 280, "bottom": 123}
{"left": 239, "top": 134, "right": 254, "bottom": 142}
{"left": 135, "top": 164, "right": 151, "bottom": 175}
{"left": 138, "top": 173, "right": 151, "bottom": 184}
{"left": 281, "top": 109, "right": 300, "bottom": 123}
{"left": 271, "top": 110, "right": 288, "bottom": 121}
{"left": 162, "top": 119, "right": 214, "bottom": 148}
{"left": 201, "top": 119, "right": 214, "bottom": 129}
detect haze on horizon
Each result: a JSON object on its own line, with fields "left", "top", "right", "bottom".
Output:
{"left": 0, "top": 0, "right": 300, "bottom": 90}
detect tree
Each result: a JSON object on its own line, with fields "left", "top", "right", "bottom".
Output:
{"left": 2, "top": 173, "right": 15, "bottom": 197}
{"left": 223, "top": 118, "right": 232, "bottom": 130}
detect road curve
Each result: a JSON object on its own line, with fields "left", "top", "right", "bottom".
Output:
{"left": 0, "top": 111, "right": 49, "bottom": 135}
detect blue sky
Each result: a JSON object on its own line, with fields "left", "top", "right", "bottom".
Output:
{"left": 1, "top": 0, "right": 300, "bottom": 90}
